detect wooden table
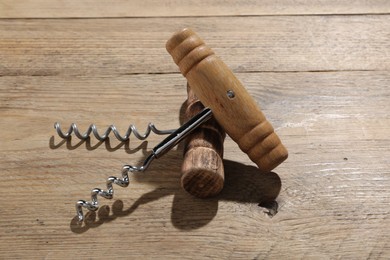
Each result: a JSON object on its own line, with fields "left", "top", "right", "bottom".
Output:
{"left": 1, "top": 1, "right": 389, "bottom": 259}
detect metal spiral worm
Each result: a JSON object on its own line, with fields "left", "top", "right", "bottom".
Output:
{"left": 56, "top": 108, "right": 213, "bottom": 222}
{"left": 75, "top": 156, "right": 155, "bottom": 222}
{"left": 54, "top": 122, "right": 175, "bottom": 142}
{"left": 54, "top": 121, "right": 174, "bottom": 222}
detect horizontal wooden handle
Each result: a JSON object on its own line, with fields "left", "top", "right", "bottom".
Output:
{"left": 181, "top": 83, "right": 226, "bottom": 198}
{"left": 167, "top": 28, "right": 288, "bottom": 172}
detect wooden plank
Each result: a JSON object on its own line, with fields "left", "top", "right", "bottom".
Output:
{"left": 0, "top": 0, "right": 389, "bottom": 18}
{"left": 0, "top": 15, "right": 389, "bottom": 77}
{"left": 0, "top": 71, "right": 389, "bottom": 258}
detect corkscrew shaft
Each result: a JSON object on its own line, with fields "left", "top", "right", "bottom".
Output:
{"left": 152, "top": 108, "right": 213, "bottom": 158}
{"left": 73, "top": 108, "right": 213, "bottom": 222}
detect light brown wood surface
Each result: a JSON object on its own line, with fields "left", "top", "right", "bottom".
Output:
{"left": 0, "top": 0, "right": 389, "bottom": 18}
{"left": 0, "top": 1, "right": 389, "bottom": 259}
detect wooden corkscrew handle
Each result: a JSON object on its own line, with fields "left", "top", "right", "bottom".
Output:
{"left": 181, "top": 83, "right": 226, "bottom": 198}
{"left": 167, "top": 28, "right": 288, "bottom": 172}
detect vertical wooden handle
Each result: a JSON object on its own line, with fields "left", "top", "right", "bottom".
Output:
{"left": 167, "top": 28, "right": 288, "bottom": 172}
{"left": 181, "top": 83, "right": 226, "bottom": 198}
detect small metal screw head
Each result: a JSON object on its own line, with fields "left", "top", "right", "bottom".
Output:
{"left": 227, "top": 90, "right": 235, "bottom": 99}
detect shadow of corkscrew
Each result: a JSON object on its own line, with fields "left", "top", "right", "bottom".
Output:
{"left": 69, "top": 156, "right": 282, "bottom": 234}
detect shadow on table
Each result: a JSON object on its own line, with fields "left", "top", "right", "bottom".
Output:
{"left": 69, "top": 158, "right": 282, "bottom": 234}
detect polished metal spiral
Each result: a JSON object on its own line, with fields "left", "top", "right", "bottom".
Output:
{"left": 75, "top": 153, "right": 155, "bottom": 222}
{"left": 54, "top": 121, "right": 173, "bottom": 222}
{"left": 54, "top": 122, "right": 175, "bottom": 141}
{"left": 60, "top": 108, "right": 213, "bottom": 223}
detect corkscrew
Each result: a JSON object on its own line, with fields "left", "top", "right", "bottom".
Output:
{"left": 56, "top": 108, "right": 213, "bottom": 222}
{"left": 57, "top": 28, "right": 288, "bottom": 223}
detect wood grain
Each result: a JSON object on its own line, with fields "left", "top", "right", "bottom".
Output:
{"left": 0, "top": 0, "right": 389, "bottom": 18}
{"left": 0, "top": 2, "right": 389, "bottom": 259}
{"left": 1, "top": 71, "right": 389, "bottom": 258}
{"left": 0, "top": 15, "right": 389, "bottom": 77}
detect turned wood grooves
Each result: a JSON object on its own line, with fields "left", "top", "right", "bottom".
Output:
{"left": 181, "top": 83, "right": 226, "bottom": 198}
{"left": 166, "top": 28, "right": 288, "bottom": 172}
